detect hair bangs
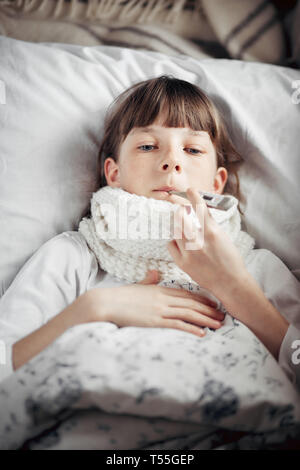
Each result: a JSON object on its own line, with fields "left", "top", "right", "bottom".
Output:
{"left": 117, "top": 77, "right": 218, "bottom": 140}
{"left": 159, "top": 96, "right": 219, "bottom": 141}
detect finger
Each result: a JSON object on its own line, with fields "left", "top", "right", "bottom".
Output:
{"left": 167, "top": 193, "right": 191, "bottom": 208}
{"left": 165, "top": 287, "right": 217, "bottom": 307}
{"left": 173, "top": 205, "right": 195, "bottom": 238}
{"left": 159, "top": 286, "right": 218, "bottom": 307}
{"left": 161, "top": 286, "right": 225, "bottom": 320}
{"left": 163, "top": 308, "right": 223, "bottom": 330}
{"left": 157, "top": 281, "right": 223, "bottom": 313}
{"left": 138, "top": 269, "right": 160, "bottom": 285}
{"left": 188, "top": 296, "right": 222, "bottom": 313}
{"left": 186, "top": 187, "right": 214, "bottom": 225}
{"left": 159, "top": 317, "right": 206, "bottom": 338}
{"left": 186, "top": 187, "right": 205, "bottom": 209}
{"left": 174, "top": 206, "right": 203, "bottom": 251}
{"left": 169, "top": 298, "right": 225, "bottom": 321}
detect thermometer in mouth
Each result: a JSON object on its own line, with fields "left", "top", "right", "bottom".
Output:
{"left": 168, "top": 190, "right": 231, "bottom": 211}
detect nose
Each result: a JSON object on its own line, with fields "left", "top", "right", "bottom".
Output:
{"left": 159, "top": 148, "right": 182, "bottom": 173}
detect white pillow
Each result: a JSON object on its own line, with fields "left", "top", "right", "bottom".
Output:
{"left": 0, "top": 35, "right": 299, "bottom": 297}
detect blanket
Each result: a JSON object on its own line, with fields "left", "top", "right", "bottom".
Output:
{"left": 0, "top": 0, "right": 297, "bottom": 66}
{"left": 0, "top": 313, "right": 299, "bottom": 450}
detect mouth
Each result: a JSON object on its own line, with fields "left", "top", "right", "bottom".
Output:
{"left": 153, "top": 186, "right": 179, "bottom": 194}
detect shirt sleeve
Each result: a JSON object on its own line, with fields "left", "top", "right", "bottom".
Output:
{"left": 246, "top": 248, "right": 300, "bottom": 390}
{"left": 0, "top": 231, "right": 89, "bottom": 383}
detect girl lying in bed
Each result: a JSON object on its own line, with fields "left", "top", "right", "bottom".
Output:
{"left": 1, "top": 76, "right": 299, "bottom": 391}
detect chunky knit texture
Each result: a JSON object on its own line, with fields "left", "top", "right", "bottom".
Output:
{"left": 79, "top": 186, "right": 255, "bottom": 294}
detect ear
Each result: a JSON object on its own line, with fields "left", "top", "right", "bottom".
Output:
{"left": 104, "top": 157, "right": 121, "bottom": 187}
{"left": 213, "top": 167, "right": 228, "bottom": 194}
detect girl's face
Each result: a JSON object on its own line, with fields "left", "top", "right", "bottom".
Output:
{"left": 104, "top": 115, "right": 228, "bottom": 200}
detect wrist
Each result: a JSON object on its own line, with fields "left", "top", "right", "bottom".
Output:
{"left": 211, "top": 268, "right": 252, "bottom": 306}
{"left": 217, "top": 269, "right": 266, "bottom": 321}
{"left": 216, "top": 270, "right": 289, "bottom": 359}
{"left": 80, "top": 288, "right": 110, "bottom": 323}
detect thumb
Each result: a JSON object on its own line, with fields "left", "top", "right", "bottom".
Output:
{"left": 186, "top": 188, "right": 210, "bottom": 224}
{"left": 138, "top": 269, "right": 161, "bottom": 285}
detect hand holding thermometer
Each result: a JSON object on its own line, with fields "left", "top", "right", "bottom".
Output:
{"left": 168, "top": 190, "right": 232, "bottom": 211}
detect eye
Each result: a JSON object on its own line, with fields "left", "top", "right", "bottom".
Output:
{"left": 184, "top": 148, "right": 203, "bottom": 155}
{"left": 138, "top": 145, "right": 156, "bottom": 151}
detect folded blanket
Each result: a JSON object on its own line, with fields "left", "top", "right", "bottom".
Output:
{"left": 0, "top": 0, "right": 289, "bottom": 64}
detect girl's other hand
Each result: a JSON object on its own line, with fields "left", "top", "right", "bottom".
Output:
{"left": 86, "top": 269, "right": 225, "bottom": 338}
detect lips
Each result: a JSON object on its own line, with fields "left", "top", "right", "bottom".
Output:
{"left": 154, "top": 186, "right": 178, "bottom": 192}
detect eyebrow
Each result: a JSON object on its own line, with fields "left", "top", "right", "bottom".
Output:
{"left": 130, "top": 127, "right": 207, "bottom": 137}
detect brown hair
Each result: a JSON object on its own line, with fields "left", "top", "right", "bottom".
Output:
{"left": 97, "top": 75, "right": 244, "bottom": 212}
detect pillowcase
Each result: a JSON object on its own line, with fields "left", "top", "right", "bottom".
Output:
{"left": 0, "top": 35, "right": 299, "bottom": 297}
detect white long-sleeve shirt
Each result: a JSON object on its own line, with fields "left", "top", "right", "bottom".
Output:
{"left": 0, "top": 231, "right": 299, "bottom": 391}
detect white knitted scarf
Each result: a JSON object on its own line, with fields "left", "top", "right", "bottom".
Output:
{"left": 79, "top": 186, "right": 255, "bottom": 306}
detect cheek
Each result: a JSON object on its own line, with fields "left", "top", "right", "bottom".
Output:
{"left": 120, "top": 158, "right": 149, "bottom": 182}
{"left": 190, "top": 158, "right": 214, "bottom": 175}
{"left": 188, "top": 161, "right": 216, "bottom": 189}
